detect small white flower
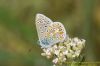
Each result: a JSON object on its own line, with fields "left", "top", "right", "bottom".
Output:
{"left": 72, "top": 54, "right": 76, "bottom": 58}
{"left": 65, "top": 44, "right": 71, "bottom": 50}
{"left": 45, "top": 50, "right": 51, "bottom": 56}
{"left": 73, "top": 37, "right": 79, "bottom": 42}
{"left": 59, "top": 53, "right": 63, "bottom": 57}
{"left": 53, "top": 45, "right": 58, "bottom": 49}
{"left": 72, "top": 46, "right": 79, "bottom": 51}
{"left": 52, "top": 58, "right": 58, "bottom": 64}
{"left": 70, "top": 42, "right": 77, "bottom": 47}
{"left": 41, "top": 53, "right": 46, "bottom": 56}
{"left": 66, "top": 52, "right": 73, "bottom": 59}
{"left": 46, "top": 55, "right": 51, "bottom": 59}
{"left": 75, "top": 50, "right": 81, "bottom": 57}
{"left": 54, "top": 50, "right": 60, "bottom": 55}
{"left": 63, "top": 58, "right": 66, "bottom": 62}
{"left": 77, "top": 44, "right": 83, "bottom": 50}
{"left": 42, "top": 48, "right": 47, "bottom": 52}
{"left": 69, "top": 50, "right": 74, "bottom": 55}
{"left": 59, "top": 46, "right": 64, "bottom": 49}
{"left": 63, "top": 50, "right": 68, "bottom": 55}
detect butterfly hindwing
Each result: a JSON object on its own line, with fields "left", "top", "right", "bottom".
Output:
{"left": 46, "top": 22, "right": 66, "bottom": 44}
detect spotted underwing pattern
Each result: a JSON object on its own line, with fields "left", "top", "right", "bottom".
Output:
{"left": 35, "top": 14, "right": 67, "bottom": 48}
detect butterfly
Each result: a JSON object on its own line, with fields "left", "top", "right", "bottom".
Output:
{"left": 35, "top": 14, "right": 67, "bottom": 48}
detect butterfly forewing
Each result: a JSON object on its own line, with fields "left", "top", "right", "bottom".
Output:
{"left": 36, "top": 14, "right": 53, "bottom": 47}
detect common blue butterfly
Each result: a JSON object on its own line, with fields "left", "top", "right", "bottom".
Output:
{"left": 35, "top": 14, "right": 67, "bottom": 48}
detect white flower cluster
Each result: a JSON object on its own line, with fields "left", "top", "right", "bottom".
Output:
{"left": 41, "top": 37, "right": 85, "bottom": 66}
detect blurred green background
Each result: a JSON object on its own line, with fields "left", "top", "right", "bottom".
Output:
{"left": 0, "top": 0, "right": 100, "bottom": 66}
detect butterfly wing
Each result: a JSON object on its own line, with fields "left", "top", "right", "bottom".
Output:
{"left": 35, "top": 14, "right": 67, "bottom": 48}
{"left": 46, "top": 22, "right": 67, "bottom": 45}
{"left": 35, "top": 14, "right": 53, "bottom": 47}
